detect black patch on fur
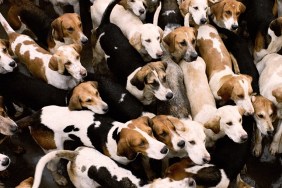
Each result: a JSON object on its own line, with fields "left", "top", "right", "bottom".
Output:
{"left": 68, "top": 134, "right": 83, "bottom": 144}
{"left": 112, "top": 127, "right": 120, "bottom": 143}
{"left": 193, "top": 166, "right": 222, "bottom": 187}
{"left": 87, "top": 166, "right": 138, "bottom": 188}
{"left": 63, "top": 125, "right": 79, "bottom": 133}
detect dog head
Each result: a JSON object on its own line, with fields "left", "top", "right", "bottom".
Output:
{"left": 119, "top": 0, "right": 146, "bottom": 17}
{"left": 0, "top": 39, "right": 16, "bottom": 74}
{"left": 252, "top": 95, "right": 276, "bottom": 136}
{"left": 0, "top": 96, "right": 18, "bottom": 136}
{"left": 117, "top": 116, "right": 168, "bottom": 160}
{"left": 129, "top": 24, "right": 163, "bottom": 60}
{"left": 217, "top": 74, "right": 254, "bottom": 115}
{"left": 177, "top": 118, "right": 210, "bottom": 165}
{"left": 51, "top": 13, "right": 88, "bottom": 45}
{"left": 216, "top": 105, "right": 248, "bottom": 143}
{"left": 210, "top": 0, "right": 246, "bottom": 31}
{"left": 0, "top": 153, "right": 10, "bottom": 171}
{"left": 49, "top": 43, "right": 87, "bottom": 81}
{"left": 130, "top": 61, "right": 173, "bottom": 104}
{"left": 163, "top": 26, "right": 198, "bottom": 63}
{"left": 151, "top": 115, "right": 186, "bottom": 152}
{"left": 179, "top": 0, "right": 209, "bottom": 25}
{"left": 68, "top": 81, "right": 108, "bottom": 114}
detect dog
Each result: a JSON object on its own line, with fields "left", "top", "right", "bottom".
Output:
{"left": 180, "top": 57, "right": 248, "bottom": 148}
{"left": 162, "top": 26, "right": 198, "bottom": 63}
{"left": 197, "top": 24, "right": 254, "bottom": 115}
{"left": 31, "top": 147, "right": 196, "bottom": 188}
{"left": 0, "top": 13, "right": 87, "bottom": 90}
{"left": 17, "top": 112, "right": 169, "bottom": 186}
{"left": 209, "top": 0, "right": 246, "bottom": 31}
{"left": 36, "top": 0, "right": 81, "bottom": 16}
{"left": 16, "top": 177, "right": 33, "bottom": 188}
{"left": 256, "top": 53, "right": 282, "bottom": 155}
{"left": 251, "top": 95, "right": 277, "bottom": 157}
{"left": 178, "top": 0, "right": 209, "bottom": 27}
{"left": 7, "top": 1, "right": 88, "bottom": 53}
{"left": 165, "top": 157, "right": 230, "bottom": 188}
{"left": 0, "top": 39, "right": 17, "bottom": 74}
{"left": 92, "top": 0, "right": 163, "bottom": 62}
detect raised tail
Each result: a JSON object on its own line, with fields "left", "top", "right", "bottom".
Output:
{"left": 0, "top": 13, "right": 15, "bottom": 35}
{"left": 100, "top": 0, "right": 121, "bottom": 26}
{"left": 32, "top": 150, "right": 78, "bottom": 188}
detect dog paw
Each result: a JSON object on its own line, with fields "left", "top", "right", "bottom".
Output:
{"left": 0, "top": 170, "right": 10, "bottom": 178}
{"left": 269, "top": 142, "right": 279, "bottom": 155}
{"left": 252, "top": 145, "right": 262, "bottom": 157}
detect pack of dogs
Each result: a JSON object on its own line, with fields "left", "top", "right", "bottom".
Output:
{"left": 0, "top": 0, "right": 281, "bottom": 187}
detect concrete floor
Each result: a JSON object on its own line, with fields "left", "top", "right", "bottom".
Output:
{"left": 0, "top": 0, "right": 281, "bottom": 188}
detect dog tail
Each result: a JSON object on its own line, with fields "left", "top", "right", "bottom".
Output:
{"left": 0, "top": 13, "right": 15, "bottom": 35}
{"left": 32, "top": 150, "right": 78, "bottom": 188}
{"left": 16, "top": 110, "right": 42, "bottom": 129}
{"left": 100, "top": 0, "right": 121, "bottom": 26}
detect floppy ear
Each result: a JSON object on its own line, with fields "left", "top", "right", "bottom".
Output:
{"left": 179, "top": 0, "right": 191, "bottom": 16}
{"left": 217, "top": 81, "right": 234, "bottom": 101}
{"left": 270, "top": 18, "right": 282, "bottom": 37}
{"left": 210, "top": 1, "right": 225, "bottom": 17}
{"left": 0, "top": 39, "right": 9, "bottom": 47}
{"left": 129, "top": 32, "right": 142, "bottom": 51}
{"left": 203, "top": 115, "right": 221, "bottom": 134}
{"left": 130, "top": 71, "right": 146, "bottom": 90}
{"left": 117, "top": 137, "right": 137, "bottom": 160}
{"left": 51, "top": 18, "right": 64, "bottom": 42}
{"left": 89, "top": 81, "right": 98, "bottom": 89}
{"left": 68, "top": 95, "right": 82, "bottom": 110}
{"left": 49, "top": 54, "right": 65, "bottom": 74}
{"left": 239, "top": 2, "right": 246, "bottom": 13}
{"left": 238, "top": 106, "right": 245, "bottom": 116}
{"left": 163, "top": 32, "right": 176, "bottom": 53}
{"left": 272, "top": 87, "right": 282, "bottom": 103}
{"left": 243, "top": 74, "right": 253, "bottom": 84}
{"left": 71, "top": 43, "right": 82, "bottom": 54}
{"left": 167, "top": 116, "right": 186, "bottom": 132}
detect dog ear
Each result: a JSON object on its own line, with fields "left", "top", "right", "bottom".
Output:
{"left": 129, "top": 32, "right": 142, "bottom": 51}
{"left": 167, "top": 116, "right": 186, "bottom": 132}
{"left": 203, "top": 116, "right": 221, "bottom": 134}
{"left": 130, "top": 71, "right": 146, "bottom": 90}
{"left": 49, "top": 54, "right": 66, "bottom": 74}
{"left": 239, "top": 1, "right": 246, "bottom": 13}
{"left": 51, "top": 18, "right": 64, "bottom": 42}
{"left": 237, "top": 106, "right": 245, "bottom": 116}
{"left": 71, "top": 43, "right": 82, "bottom": 54}
{"left": 270, "top": 18, "right": 282, "bottom": 37}
{"left": 68, "top": 94, "right": 82, "bottom": 110}
{"left": 217, "top": 81, "right": 233, "bottom": 101}
{"left": 117, "top": 137, "right": 137, "bottom": 160}
{"left": 163, "top": 32, "right": 176, "bottom": 53}
{"left": 210, "top": 0, "right": 225, "bottom": 18}
{"left": 89, "top": 81, "right": 98, "bottom": 89}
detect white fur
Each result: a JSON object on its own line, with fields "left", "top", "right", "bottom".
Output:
{"left": 0, "top": 154, "right": 10, "bottom": 171}
{"left": 187, "top": 0, "right": 208, "bottom": 25}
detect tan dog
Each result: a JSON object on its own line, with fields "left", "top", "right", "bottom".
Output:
{"left": 163, "top": 26, "right": 198, "bottom": 63}
{"left": 209, "top": 0, "right": 246, "bottom": 31}
{"left": 197, "top": 24, "right": 254, "bottom": 115}
{"left": 0, "top": 13, "right": 87, "bottom": 90}
{"left": 0, "top": 39, "right": 17, "bottom": 74}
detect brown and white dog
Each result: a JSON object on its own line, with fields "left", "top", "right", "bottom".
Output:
{"left": 18, "top": 111, "right": 169, "bottom": 186}
{"left": 251, "top": 95, "right": 277, "bottom": 157}
{"left": 209, "top": 0, "right": 246, "bottom": 31}
{"left": 7, "top": 0, "right": 88, "bottom": 53}
{"left": 178, "top": 0, "right": 209, "bottom": 27}
{"left": 0, "top": 13, "right": 87, "bottom": 90}
{"left": 31, "top": 147, "right": 196, "bottom": 188}
{"left": 180, "top": 57, "right": 248, "bottom": 148}
{"left": 0, "top": 39, "right": 17, "bottom": 74}
{"left": 197, "top": 24, "right": 254, "bottom": 115}
{"left": 162, "top": 26, "right": 198, "bottom": 63}
{"left": 256, "top": 53, "right": 282, "bottom": 155}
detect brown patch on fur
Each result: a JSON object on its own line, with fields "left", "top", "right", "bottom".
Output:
{"left": 272, "top": 86, "right": 282, "bottom": 103}
{"left": 15, "top": 177, "right": 33, "bottom": 188}
{"left": 7, "top": 6, "right": 22, "bottom": 30}
{"left": 30, "top": 125, "right": 56, "bottom": 150}
{"left": 203, "top": 116, "right": 221, "bottom": 134}
{"left": 179, "top": 0, "right": 190, "bottom": 17}
{"left": 165, "top": 157, "right": 195, "bottom": 180}
{"left": 254, "top": 31, "right": 265, "bottom": 52}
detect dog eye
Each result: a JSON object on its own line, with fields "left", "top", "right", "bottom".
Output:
{"left": 152, "top": 80, "right": 159, "bottom": 87}
{"left": 193, "top": 6, "right": 198, "bottom": 10}
{"left": 86, "top": 99, "right": 92, "bottom": 103}
{"left": 192, "top": 39, "right": 196, "bottom": 44}
{"left": 67, "top": 27, "right": 74, "bottom": 32}
{"left": 189, "top": 140, "right": 195, "bottom": 145}
{"left": 76, "top": 55, "right": 79, "bottom": 60}
{"left": 160, "top": 131, "right": 168, "bottom": 137}
{"left": 162, "top": 76, "right": 166, "bottom": 82}
{"left": 258, "top": 114, "right": 264, "bottom": 118}
{"left": 145, "top": 39, "right": 151, "bottom": 43}
{"left": 226, "top": 122, "right": 232, "bottom": 126}
{"left": 238, "top": 94, "right": 244, "bottom": 99}
{"left": 180, "top": 40, "right": 187, "bottom": 46}
{"left": 78, "top": 23, "right": 82, "bottom": 28}
{"left": 225, "top": 11, "right": 232, "bottom": 15}
{"left": 65, "top": 61, "right": 71, "bottom": 66}
{"left": 204, "top": 7, "right": 208, "bottom": 10}
{"left": 2, "top": 47, "right": 7, "bottom": 53}
{"left": 139, "top": 140, "right": 145, "bottom": 147}
{"left": 130, "top": 0, "right": 135, "bottom": 2}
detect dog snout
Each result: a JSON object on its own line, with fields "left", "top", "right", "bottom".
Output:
{"left": 1, "top": 157, "right": 10, "bottom": 167}
{"left": 267, "top": 130, "right": 274, "bottom": 136}
{"left": 80, "top": 69, "right": 87, "bottom": 77}
{"left": 139, "top": 8, "right": 145, "bottom": 15}
{"left": 177, "top": 140, "right": 185, "bottom": 148}
{"left": 240, "top": 134, "right": 248, "bottom": 142}
{"left": 9, "top": 61, "right": 16, "bottom": 68}
{"left": 203, "top": 155, "right": 210, "bottom": 163}
{"left": 166, "top": 92, "right": 173, "bottom": 100}
{"left": 81, "top": 37, "right": 88, "bottom": 45}
{"left": 10, "top": 125, "right": 18, "bottom": 133}
{"left": 103, "top": 105, "right": 109, "bottom": 113}
{"left": 160, "top": 146, "right": 168, "bottom": 154}
{"left": 231, "top": 24, "right": 238, "bottom": 30}
{"left": 190, "top": 52, "right": 198, "bottom": 61}
{"left": 200, "top": 18, "right": 207, "bottom": 24}
{"left": 156, "top": 51, "right": 163, "bottom": 58}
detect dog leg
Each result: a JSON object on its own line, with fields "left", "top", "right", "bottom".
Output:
{"left": 253, "top": 128, "right": 263, "bottom": 157}
{"left": 270, "top": 119, "right": 282, "bottom": 155}
{"left": 47, "top": 157, "right": 68, "bottom": 186}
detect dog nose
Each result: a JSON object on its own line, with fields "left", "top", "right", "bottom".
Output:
{"left": 1, "top": 157, "right": 10, "bottom": 167}
{"left": 166, "top": 92, "right": 173, "bottom": 100}
{"left": 139, "top": 9, "right": 145, "bottom": 15}
{"left": 156, "top": 51, "right": 163, "bottom": 58}
{"left": 160, "top": 146, "right": 168, "bottom": 154}
{"left": 240, "top": 134, "right": 248, "bottom": 142}
{"left": 9, "top": 61, "right": 16, "bottom": 67}
{"left": 190, "top": 52, "right": 198, "bottom": 61}
{"left": 10, "top": 126, "right": 18, "bottom": 133}
{"left": 203, "top": 156, "right": 210, "bottom": 163}
{"left": 231, "top": 24, "right": 238, "bottom": 30}
{"left": 267, "top": 130, "right": 273, "bottom": 136}
{"left": 80, "top": 70, "right": 87, "bottom": 77}
{"left": 103, "top": 106, "right": 109, "bottom": 113}
{"left": 200, "top": 18, "right": 207, "bottom": 24}
{"left": 177, "top": 140, "right": 185, "bottom": 148}
{"left": 188, "top": 178, "right": 196, "bottom": 187}
{"left": 81, "top": 37, "right": 88, "bottom": 45}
